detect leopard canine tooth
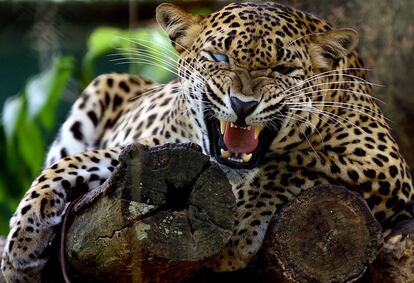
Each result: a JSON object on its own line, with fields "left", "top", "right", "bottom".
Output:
{"left": 220, "top": 120, "right": 226, "bottom": 134}
{"left": 220, "top": 149, "right": 231, "bottom": 159}
{"left": 254, "top": 126, "right": 264, "bottom": 140}
{"left": 242, "top": 153, "right": 252, "bottom": 162}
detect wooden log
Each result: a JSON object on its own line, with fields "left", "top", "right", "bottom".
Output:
{"left": 58, "top": 143, "right": 236, "bottom": 283}
{"left": 369, "top": 219, "right": 414, "bottom": 283}
{"left": 3, "top": 143, "right": 414, "bottom": 283}
{"left": 257, "top": 184, "right": 383, "bottom": 283}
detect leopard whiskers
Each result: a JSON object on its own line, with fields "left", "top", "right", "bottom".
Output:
{"left": 289, "top": 106, "right": 367, "bottom": 138}
{"left": 116, "top": 45, "right": 178, "bottom": 63}
{"left": 285, "top": 82, "right": 384, "bottom": 104}
{"left": 165, "top": 38, "right": 210, "bottom": 74}
{"left": 264, "top": 111, "right": 285, "bottom": 132}
{"left": 129, "top": 85, "right": 210, "bottom": 121}
{"left": 112, "top": 58, "right": 208, "bottom": 95}
{"left": 114, "top": 49, "right": 179, "bottom": 71}
{"left": 112, "top": 38, "right": 209, "bottom": 86}
{"left": 117, "top": 36, "right": 209, "bottom": 74}
{"left": 280, "top": 67, "right": 378, "bottom": 95}
{"left": 128, "top": 84, "right": 166, "bottom": 102}
{"left": 288, "top": 88, "right": 384, "bottom": 106}
{"left": 174, "top": 90, "right": 213, "bottom": 106}
{"left": 113, "top": 37, "right": 217, "bottom": 120}
{"left": 284, "top": 88, "right": 386, "bottom": 114}
{"left": 114, "top": 49, "right": 208, "bottom": 82}
{"left": 119, "top": 36, "right": 179, "bottom": 58}
{"left": 297, "top": 101, "right": 387, "bottom": 122}
{"left": 268, "top": 111, "right": 324, "bottom": 161}
{"left": 281, "top": 72, "right": 382, "bottom": 105}
{"left": 112, "top": 55, "right": 178, "bottom": 76}
{"left": 265, "top": 120, "right": 281, "bottom": 134}
{"left": 176, "top": 94, "right": 215, "bottom": 117}
{"left": 111, "top": 53, "right": 207, "bottom": 86}
{"left": 178, "top": 101, "right": 215, "bottom": 117}
{"left": 305, "top": 68, "right": 377, "bottom": 85}
{"left": 284, "top": 91, "right": 388, "bottom": 124}
{"left": 289, "top": 112, "right": 326, "bottom": 150}
{"left": 300, "top": 124, "right": 321, "bottom": 162}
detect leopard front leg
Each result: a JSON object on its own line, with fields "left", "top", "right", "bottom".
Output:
{"left": 209, "top": 162, "right": 332, "bottom": 272}
{"left": 1, "top": 147, "right": 122, "bottom": 283}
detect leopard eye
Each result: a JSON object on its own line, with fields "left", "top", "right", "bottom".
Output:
{"left": 209, "top": 52, "right": 229, "bottom": 63}
{"left": 272, "top": 65, "right": 298, "bottom": 75}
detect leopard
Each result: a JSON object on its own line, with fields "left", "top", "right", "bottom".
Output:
{"left": 2, "top": 2, "right": 413, "bottom": 282}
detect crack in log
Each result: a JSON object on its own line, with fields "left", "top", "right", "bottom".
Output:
{"left": 96, "top": 222, "right": 134, "bottom": 241}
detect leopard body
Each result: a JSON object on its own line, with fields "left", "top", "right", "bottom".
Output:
{"left": 2, "top": 2, "right": 413, "bottom": 282}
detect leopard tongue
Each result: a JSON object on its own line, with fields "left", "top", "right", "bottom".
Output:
{"left": 223, "top": 123, "right": 258, "bottom": 153}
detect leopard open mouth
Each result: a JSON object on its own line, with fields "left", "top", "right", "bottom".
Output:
{"left": 205, "top": 118, "right": 281, "bottom": 169}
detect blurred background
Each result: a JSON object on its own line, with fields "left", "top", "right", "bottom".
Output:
{"left": 0, "top": 0, "right": 413, "bottom": 235}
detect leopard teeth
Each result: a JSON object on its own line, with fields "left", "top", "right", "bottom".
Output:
{"left": 254, "top": 126, "right": 263, "bottom": 139}
{"left": 220, "top": 149, "right": 231, "bottom": 159}
{"left": 242, "top": 153, "right": 252, "bottom": 162}
{"left": 220, "top": 120, "right": 226, "bottom": 134}
{"left": 228, "top": 157, "right": 243, "bottom": 163}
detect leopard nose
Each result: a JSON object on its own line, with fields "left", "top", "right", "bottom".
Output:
{"left": 230, "top": 96, "right": 259, "bottom": 125}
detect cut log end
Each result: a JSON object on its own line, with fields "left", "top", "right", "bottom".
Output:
{"left": 259, "top": 184, "right": 383, "bottom": 283}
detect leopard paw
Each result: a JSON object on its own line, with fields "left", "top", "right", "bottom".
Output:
{"left": 2, "top": 184, "right": 66, "bottom": 282}
{"left": 1, "top": 254, "right": 42, "bottom": 283}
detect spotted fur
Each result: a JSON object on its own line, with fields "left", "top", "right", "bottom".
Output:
{"left": 2, "top": 2, "right": 413, "bottom": 282}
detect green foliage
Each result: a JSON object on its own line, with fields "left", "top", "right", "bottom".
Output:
{"left": 0, "top": 26, "right": 177, "bottom": 235}
{"left": 83, "top": 27, "right": 177, "bottom": 85}
{"left": 0, "top": 56, "right": 74, "bottom": 235}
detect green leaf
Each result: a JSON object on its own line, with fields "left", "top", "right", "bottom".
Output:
{"left": 13, "top": 108, "right": 45, "bottom": 176}
{"left": 86, "top": 27, "right": 124, "bottom": 60}
{"left": 82, "top": 27, "right": 125, "bottom": 83}
{"left": 82, "top": 26, "right": 178, "bottom": 84}
{"left": 26, "top": 56, "right": 74, "bottom": 130}
{"left": 116, "top": 28, "right": 178, "bottom": 83}
{"left": 0, "top": 178, "right": 13, "bottom": 235}
{"left": 1, "top": 95, "right": 24, "bottom": 141}
{"left": 0, "top": 56, "right": 73, "bottom": 229}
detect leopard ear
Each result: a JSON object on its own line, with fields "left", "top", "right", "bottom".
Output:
{"left": 309, "top": 28, "right": 359, "bottom": 71}
{"left": 156, "top": 3, "right": 203, "bottom": 53}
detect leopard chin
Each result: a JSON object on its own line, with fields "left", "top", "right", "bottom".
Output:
{"left": 205, "top": 117, "right": 282, "bottom": 169}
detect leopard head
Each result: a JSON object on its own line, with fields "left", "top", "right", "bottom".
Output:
{"left": 157, "top": 2, "right": 360, "bottom": 169}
